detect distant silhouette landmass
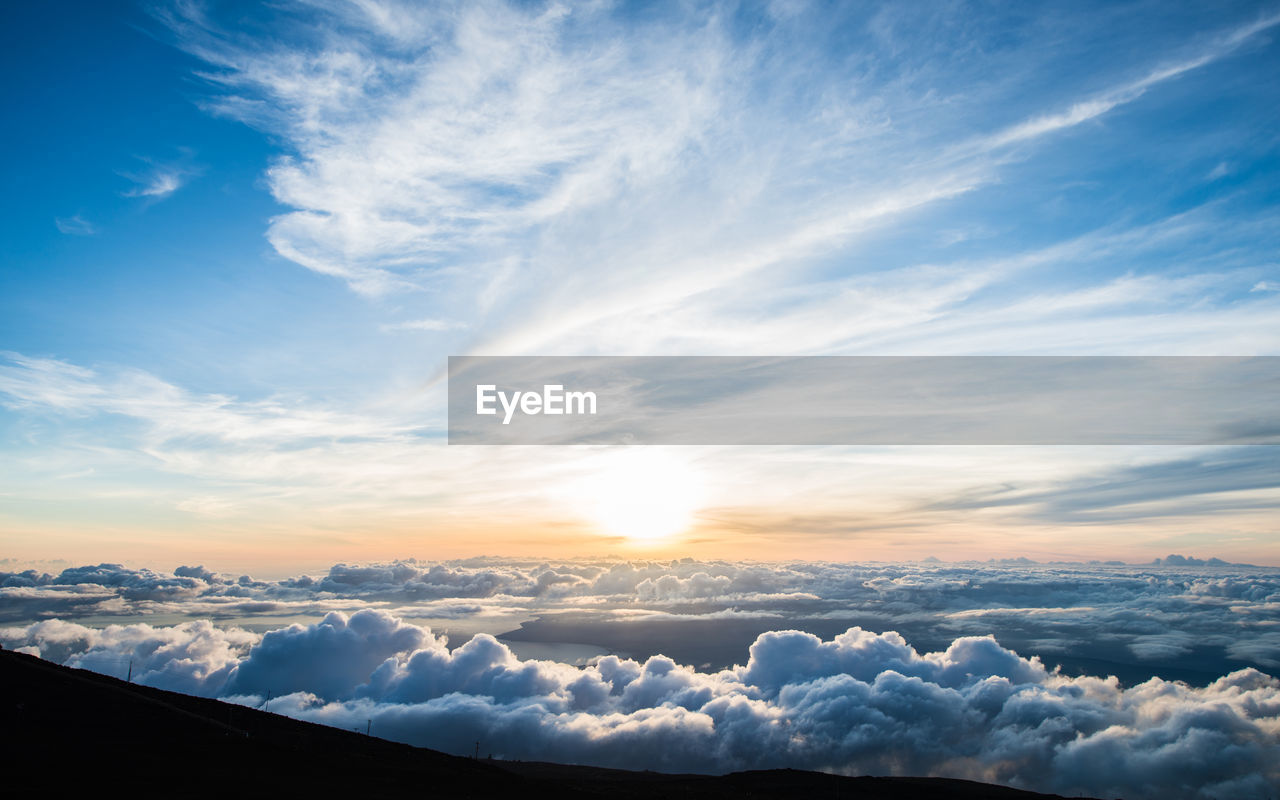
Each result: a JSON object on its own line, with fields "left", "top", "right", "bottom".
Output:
{"left": 1150, "top": 554, "right": 1254, "bottom": 567}
{"left": 0, "top": 648, "right": 1092, "bottom": 798}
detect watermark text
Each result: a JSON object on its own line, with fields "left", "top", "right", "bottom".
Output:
{"left": 476, "top": 384, "right": 598, "bottom": 425}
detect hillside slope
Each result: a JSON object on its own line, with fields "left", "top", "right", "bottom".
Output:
{"left": 0, "top": 648, "right": 1093, "bottom": 799}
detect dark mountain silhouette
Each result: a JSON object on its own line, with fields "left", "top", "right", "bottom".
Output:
{"left": 1, "top": 648, "right": 1096, "bottom": 798}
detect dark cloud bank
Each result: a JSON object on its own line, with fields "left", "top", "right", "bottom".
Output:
{"left": 4, "top": 558, "right": 1279, "bottom": 799}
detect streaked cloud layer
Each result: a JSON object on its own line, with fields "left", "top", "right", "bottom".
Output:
{"left": 5, "top": 349, "right": 1280, "bottom": 564}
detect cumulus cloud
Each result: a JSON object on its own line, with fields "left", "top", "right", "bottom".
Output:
{"left": 3, "top": 609, "right": 1277, "bottom": 798}
{"left": 7, "top": 617, "right": 254, "bottom": 696}
{"left": 224, "top": 609, "right": 432, "bottom": 699}
{"left": 4, "top": 555, "right": 1278, "bottom": 800}
{"left": 5, "top": 558, "right": 1280, "bottom": 674}
{"left": 53, "top": 563, "right": 213, "bottom": 600}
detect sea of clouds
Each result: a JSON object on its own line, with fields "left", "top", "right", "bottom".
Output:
{"left": 3, "top": 558, "right": 1279, "bottom": 798}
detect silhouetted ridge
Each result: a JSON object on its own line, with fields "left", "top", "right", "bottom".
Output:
{"left": 1, "top": 648, "right": 1093, "bottom": 798}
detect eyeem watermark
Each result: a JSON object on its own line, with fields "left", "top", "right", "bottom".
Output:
{"left": 476, "top": 384, "right": 598, "bottom": 425}
{"left": 449, "top": 356, "right": 1280, "bottom": 444}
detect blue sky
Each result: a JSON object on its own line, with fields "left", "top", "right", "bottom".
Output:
{"left": 1, "top": 1, "right": 1279, "bottom": 570}
{"left": 1, "top": 1, "right": 393, "bottom": 398}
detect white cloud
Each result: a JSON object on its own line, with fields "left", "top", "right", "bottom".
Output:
{"left": 123, "top": 170, "right": 184, "bottom": 198}
{"left": 1207, "top": 162, "right": 1235, "bottom": 181}
{"left": 379, "top": 318, "right": 468, "bottom": 333}
{"left": 4, "top": 604, "right": 1277, "bottom": 797}
{"left": 119, "top": 152, "right": 203, "bottom": 200}
{"left": 983, "top": 13, "right": 1280, "bottom": 151}
{"left": 0, "top": 351, "right": 593, "bottom": 520}
{"left": 54, "top": 215, "right": 99, "bottom": 236}
{"left": 152, "top": 3, "right": 1280, "bottom": 360}
{"left": 0, "top": 353, "right": 407, "bottom": 445}
{"left": 166, "top": 2, "right": 733, "bottom": 296}
{"left": 6, "top": 557, "right": 1280, "bottom": 671}
{"left": 3, "top": 351, "right": 1277, "bottom": 553}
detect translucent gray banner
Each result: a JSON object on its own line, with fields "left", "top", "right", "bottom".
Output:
{"left": 447, "top": 356, "right": 1280, "bottom": 445}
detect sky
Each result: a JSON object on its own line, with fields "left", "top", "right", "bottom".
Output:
{"left": 3, "top": 0, "right": 1280, "bottom": 572}
{"left": 4, "top": 5, "right": 1280, "bottom": 795}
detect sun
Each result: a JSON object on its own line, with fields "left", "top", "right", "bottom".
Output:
{"left": 575, "top": 449, "right": 703, "bottom": 543}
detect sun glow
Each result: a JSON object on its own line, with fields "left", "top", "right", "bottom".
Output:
{"left": 575, "top": 450, "right": 703, "bottom": 543}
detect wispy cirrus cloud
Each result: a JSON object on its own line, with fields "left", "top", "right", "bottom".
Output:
{"left": 123, "top": 170, "right": 184, "bottom": 198}
{"left": 119, "top": 153, "right": 202, "bottom": 200}
{"left": 923, "top": 448, "right": 1280, "bottom": 523}
{"left": 0, "top": 352, "right": 401, "bottom": 443}
{"left": 980, "top": 11, "right": 1280, "bottom": 151}
{"left": 379, "top": 318, "right": 468, "bottom": 333}
{"left": 5, "top": 2, "right": 1278, "bottom": 566}
{"left": 0, "top": 351, "right": 593, "bottom": 531}
{"left": 151, "top": 1, "right": 1280, "bottom": 361}
{"left": 3, "top": 350, "right": 1279, "bottom": 559}
{"left": 54, "top": 214, "right": 99, "bottom": 236}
